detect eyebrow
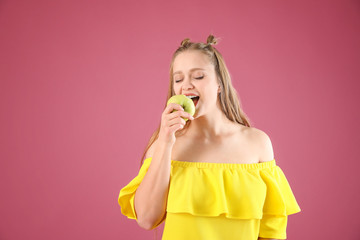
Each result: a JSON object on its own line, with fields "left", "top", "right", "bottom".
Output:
{"left": 172, "top": 68, "right": 206, "bottom": 76}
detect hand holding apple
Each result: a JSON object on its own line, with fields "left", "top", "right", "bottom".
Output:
{"left": 166, "top": 94, "right": 196, "bottom": 122}
{"left": 157, "top": 95, "right": 195, "bottom": 144}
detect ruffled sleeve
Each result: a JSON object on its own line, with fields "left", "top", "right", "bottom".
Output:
{"left": 258, "top": 164, "right": 301, "bottom": 239}
{"left": 117, "top": 157, "right": 152, "bottom": 221}
{"left": 259, "top": 164, "right": 301, "bottom": 216}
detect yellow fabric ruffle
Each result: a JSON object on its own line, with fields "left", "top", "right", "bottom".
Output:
{"left": 118, "top": 157, "right": 153, "bottom": 221}
{"left": 118, "top": 157, "right": 301, "bottom": 222}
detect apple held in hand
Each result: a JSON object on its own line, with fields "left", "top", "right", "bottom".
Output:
{"left": 167, "top": 94, "right": 196, "bottom": 122}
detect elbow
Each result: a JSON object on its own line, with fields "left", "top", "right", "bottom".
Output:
{"left": 138, "top": 215, "right": 164, "bottom": 230}
{"left": 138, "top": 219, "right": 156, "bottom": 230}
{"left": 138, "top": 223, "right": 152, "bottom": 230}
{"left": 135, "top": 203, "right": 166, "bottom": 230}
{"left": 137, "top": 215, "right": 156, "bottom": 230}
{"left": 137, "top": 218, "right": 152, "bottom": 230}
{"left": 134, "top": 203, "right": 151, "bottom": 230}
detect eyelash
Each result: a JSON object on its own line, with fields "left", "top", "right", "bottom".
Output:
{"left": 175, "top": 76, "right": 204, "bottom": 83}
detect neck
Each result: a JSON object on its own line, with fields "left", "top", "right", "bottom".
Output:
{"left": 186, "top": 100, "right": 236, "bottom": 141}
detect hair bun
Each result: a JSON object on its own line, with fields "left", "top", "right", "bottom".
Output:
{"left": 206, "top": 35, "right": 218, "bottom": 46}
{"left": 181, "top": 38, "right": 191, "bottom": 47}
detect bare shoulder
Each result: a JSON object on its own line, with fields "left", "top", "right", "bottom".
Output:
{"left": 246, "top": 127, "right": 275, "bottom": 163}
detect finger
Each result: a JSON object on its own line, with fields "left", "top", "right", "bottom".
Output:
{"left": 168, "top": 108, "right": 185, "bottom": 120}
{"left": 168, "top": 116, "right": 186, "bottom": 127}
{"left": 179, "top": 110, "right": 194, "bottom": 120}
{"left": 165, "top": 103, "right": 184, "bottom": 114}
{"left": 168, "top": 110, "right": 194, "bottom": 122}
{"left": 170, "top": 123, "right": 184, "bottom": 133}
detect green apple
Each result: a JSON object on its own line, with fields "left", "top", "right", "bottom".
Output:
{"left": 167, "top": 94, "right": 196, "bottom": 122}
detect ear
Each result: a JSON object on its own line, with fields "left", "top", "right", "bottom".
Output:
{"left": 218, "top": 85, "right": 221, "bottom": 93}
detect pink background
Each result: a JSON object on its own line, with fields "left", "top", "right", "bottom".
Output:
{"left": 1, "top": 0, "right": 359, "bottom": 239}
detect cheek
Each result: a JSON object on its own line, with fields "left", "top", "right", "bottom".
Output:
{"left": 201, "top": 84, "right": 213, "bottom": 96}
{"left": 202, "top": 86, "right": 218, "bottom": 101}
{"left": 174, "top": 85, "right": 181, "bottom": 94}
{"left": 172, "top": 83, "right": 178, "bottom": 91}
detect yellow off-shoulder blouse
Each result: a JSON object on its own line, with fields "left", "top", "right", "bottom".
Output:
{"left": 118, "top": 157, "right": 301, "bottom": 240}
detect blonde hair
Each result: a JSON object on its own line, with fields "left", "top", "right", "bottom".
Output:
{"left": 139, "top": 35, "right": 253, "bottom": 239}
{"left": 140, "top": 34, "right": 252, "bottom": 168}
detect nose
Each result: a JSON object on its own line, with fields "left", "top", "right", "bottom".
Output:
{"left": 181, "top": 77, "right": 194, "bottom": 91}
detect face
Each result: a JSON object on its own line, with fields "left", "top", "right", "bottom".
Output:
{"left": 172, "top": 50, "right": 221, "bottom": 117}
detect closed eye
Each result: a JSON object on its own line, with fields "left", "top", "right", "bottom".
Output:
{"left": 175, "top": 76, "right": 203, "bottom": 83}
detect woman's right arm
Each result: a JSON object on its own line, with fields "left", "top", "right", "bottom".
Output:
{"left": 134, "top": 139, "right": 173, "bottom": 230}
{"left": 134, "top": 102, "right": 194, "bottom": 230}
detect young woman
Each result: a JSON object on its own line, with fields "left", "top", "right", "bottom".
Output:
{"left": 118, "top": 35, "right": 301, "bottom": 240}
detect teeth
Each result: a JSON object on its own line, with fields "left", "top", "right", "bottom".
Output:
{"left": 186, "top": 95, "right": 198, "bottom": 99}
